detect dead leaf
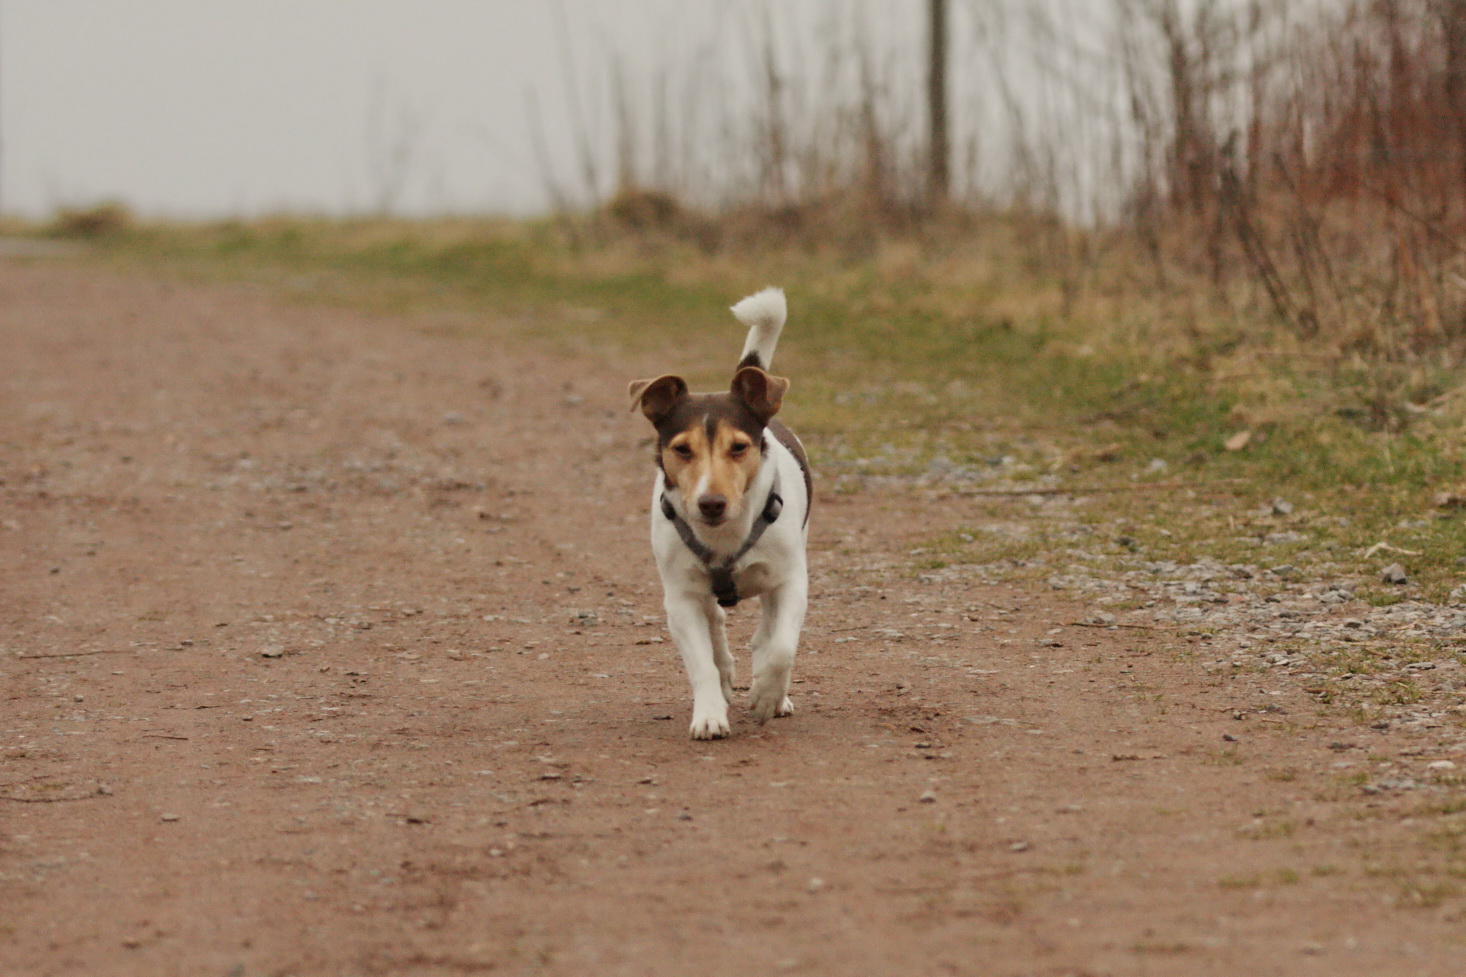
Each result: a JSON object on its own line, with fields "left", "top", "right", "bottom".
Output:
{"left": 1223, "top": 430, "right": 1252, "bottom": 452}
{"left": 1362, "top": 541, "right": 1422, "bottom": 558}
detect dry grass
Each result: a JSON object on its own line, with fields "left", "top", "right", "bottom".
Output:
{"left": 52, "top": 213, "right": 1463, "bottom": 598}
{"left": 540, "top": 0, "right": 1466, "bottom": 390}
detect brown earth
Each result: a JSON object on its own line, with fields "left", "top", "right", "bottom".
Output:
{"left": 2, "top": 260, "right": 1463, "bottom": 976}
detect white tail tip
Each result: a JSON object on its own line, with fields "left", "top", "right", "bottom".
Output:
{"left": 731, "top": 287, "right": 787, "bottom": 330}
{"left": 732, "top": 287, "right": 787, "bottom": 370}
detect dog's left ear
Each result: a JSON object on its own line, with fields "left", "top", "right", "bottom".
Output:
{"left": 730, "top": 366, "right": 789, "bottom": 423}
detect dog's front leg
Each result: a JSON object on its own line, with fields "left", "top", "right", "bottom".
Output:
{"left": 665, "top": 593, "right": 731, "bottom": 739}
{"left": 704, "top": 602, "right": 735, "bottom": 703}
{"left": 748, "top": 577, "right": 807, "bottom": 723}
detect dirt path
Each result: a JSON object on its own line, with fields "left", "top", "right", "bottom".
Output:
{"left": 2, "top": 261, "right": 1461, "bottom": 976}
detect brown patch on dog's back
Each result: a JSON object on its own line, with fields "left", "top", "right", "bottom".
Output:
{"left": 769, "top": 417, "right": 812, "bottom": 524}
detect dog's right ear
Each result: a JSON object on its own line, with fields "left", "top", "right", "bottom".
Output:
{"left": 627, "top": 374, "right": 688, "bottom": 423}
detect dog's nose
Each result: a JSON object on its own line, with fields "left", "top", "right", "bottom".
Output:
{"left": 698, "top": 495, "right": 727, "bottom": 521}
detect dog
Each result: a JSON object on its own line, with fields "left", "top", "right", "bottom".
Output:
{"left": 627, "top": 288, "right": 811, "bottom": 739}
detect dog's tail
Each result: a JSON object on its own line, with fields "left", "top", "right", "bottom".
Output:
{"left": 731, "top": 287, "right": 787, "bottom": 371}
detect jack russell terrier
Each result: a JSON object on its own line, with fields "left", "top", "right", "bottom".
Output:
{"left": 628, "top": 288, "right": 811, "bottom": 739}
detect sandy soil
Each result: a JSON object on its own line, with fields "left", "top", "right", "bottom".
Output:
{"left": 2, "top": 261, "right": 1462, "bottom": 976}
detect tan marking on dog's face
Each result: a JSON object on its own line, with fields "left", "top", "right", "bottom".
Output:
{"left": 662, "top": 417, "right": 761, "bottom": 523}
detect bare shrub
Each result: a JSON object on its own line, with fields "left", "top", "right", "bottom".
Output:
{"left": 1111, "top": 0, "right": 1466, "bottom": 365}
{"left": 547, "top": 0, "right": 1466, "bottom": 378}
{"left": 49, "top": 202, "right": 134, "bottom": 239}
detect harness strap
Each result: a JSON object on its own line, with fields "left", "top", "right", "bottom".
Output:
{"left": 660, "top": 472, "right": 783, "bottom": 607}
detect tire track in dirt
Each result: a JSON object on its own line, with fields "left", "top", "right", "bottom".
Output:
{"left": 1, "top": 261, "right": 1461, "bottom": 976}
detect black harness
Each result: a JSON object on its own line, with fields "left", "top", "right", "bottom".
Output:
{"left": 660, "top": 471, "right": 783, "bottom": 607}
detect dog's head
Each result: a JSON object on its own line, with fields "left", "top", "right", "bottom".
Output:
{"left": 628, "top": 367, "right": 789, "bottom": 527}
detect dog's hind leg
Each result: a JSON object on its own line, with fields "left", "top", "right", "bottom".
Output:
{"left": 705, "top": 602, "right": 735, "bottom": 703}
{"left": 748, "top": 578, "right": 807, "bottom": 723}
{"left": 666, "top": 593, "right": 732, "bottom": 739}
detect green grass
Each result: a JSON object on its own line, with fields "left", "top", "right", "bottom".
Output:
{"left": 16, "top": 213, "right": 1466, "bottom": 599}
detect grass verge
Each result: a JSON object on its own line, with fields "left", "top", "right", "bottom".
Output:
{"left": 11, "top": 213, "right": 1466, "bottom": 602}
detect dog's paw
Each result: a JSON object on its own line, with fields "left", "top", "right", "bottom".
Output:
{"left": 747, "top": 682, "right": 793, "bottom": 724}
{"left": 689, "top": 711, "right": 731, "bottom": 740}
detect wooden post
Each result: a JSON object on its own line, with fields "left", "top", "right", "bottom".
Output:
{"left": 928, "top": 0, "right": 950, "bottom": 207}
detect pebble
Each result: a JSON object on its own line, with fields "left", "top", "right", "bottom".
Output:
{"left": 1031, "top": 554, "right": 1466, "bottom": 664}
{"left": 1009, "top": 841, "right": 1031, "bottom": 852}
{"left": 1380, "top": 563, "right": 1409, "bottom": 585}
{"left": 918, "top": 790, "right": 937, "bottom": 804}
{"left": 905, "top": 492, "right": 1465, "bottom": 740}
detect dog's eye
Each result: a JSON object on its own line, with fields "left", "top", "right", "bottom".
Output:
{"left": 672, "top": 444, "right": 694, "bottom": 458}
{"left": 729, "top": 442, "right": 750, "bottom": 456}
